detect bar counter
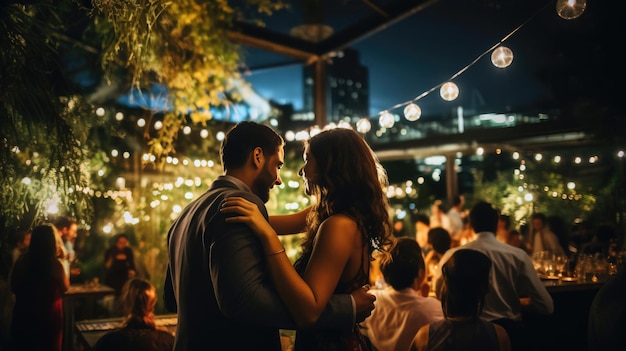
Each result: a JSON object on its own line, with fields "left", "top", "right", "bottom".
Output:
{"left": 523, "top": 277, "right": 606, "bottom": 351}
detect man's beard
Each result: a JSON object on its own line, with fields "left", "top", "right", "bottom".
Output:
{"left": 252, "top": 175, "right": 271, "bottom": 203}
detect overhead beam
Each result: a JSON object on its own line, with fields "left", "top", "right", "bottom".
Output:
{"left": 317, "top": 0, "right": 439, "bottom": 55}
{"left": 227, "top": 0, "right": 438, "bottom": 61}
{"left": 226, "top": 24, "right": 319, "bottom": 62}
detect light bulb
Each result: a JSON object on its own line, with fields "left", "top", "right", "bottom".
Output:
{"left": 556, "top": 0, "right": 586, "bottom": 20}
{"left": 491, "top": 46, "right": 514, "bottom": 68}
{"left": 440, "top": 82, "right": 459, "bottom": 101}
{"left": 356, "top": 118, "right": 371, "bottom": 133}
{"left": 379, "top": 111, "right": 395, "bottom": 129}
{"left": 403, "top": 103, "right": 422, "bottom": 121}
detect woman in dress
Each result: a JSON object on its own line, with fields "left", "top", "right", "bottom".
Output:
{"left": 411, "top": 249, "right": 511, "bottom": 351}
{"left": 221, "top": 127, "right": 394, "bottom": 350}
{"left": 11, "top": 223, "right": 69, "bottom": 351}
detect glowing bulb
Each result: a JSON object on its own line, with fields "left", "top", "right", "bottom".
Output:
{"left": 491, "top": 46, "right": 514, "bottom": 68}
{"left": 556, "top": 0, "right": 586, "bottom": 19}
{"left": 403, "top": 103, "right": 422, "bottom": 121}
{"left": 356, "top": 118, "right": 372, "bottom": 133}
{"left": 379, "top": 111, "right": 395, "bottom": 128}
{"left": 440, "top": 82, "right": 459, "bottom": 101}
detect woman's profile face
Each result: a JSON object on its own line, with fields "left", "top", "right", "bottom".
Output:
{"left": 299, "top": 146, "right": 318, "bottom": 196}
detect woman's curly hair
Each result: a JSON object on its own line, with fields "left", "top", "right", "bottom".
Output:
{"left": 298, "top": 128, "right": 395, "bottom": 261}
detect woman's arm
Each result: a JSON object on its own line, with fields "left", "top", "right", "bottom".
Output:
{"left": 494, "top": 324, "right": 512, "bottom": 351}
{"left": 221, "top": 197, "right": 355, "bottom": 327}
{"left": 54, "top": 260, "right": 70, "bottom": 293}
{"left": 410, "top": 325, "right": 429, "bottom": 351}
{"left": 269, "top": 207, "right": 310, "bottom": 235}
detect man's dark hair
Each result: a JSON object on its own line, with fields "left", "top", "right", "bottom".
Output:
{"left": 441, "top": 249, "right": 492, "bottom": 318}
{"left": 469, "top": 201, "right": 499, "bottom": 233}
{"left": 428, "top": 227, "right": 451, "bottom": 255}
{"left": 380, "top": 237, "right": 425, "bottom": 290}
{"left": 52, "top": 216, "right": 77, "bottom": 230}
{"left": 414, "top": 213, "right": 430, "bottom": 227}
{"left": 220, "top": 121, "right": 284, "bottom": 171}
{"left": 531, "top": 213, "right": 547, "bottom": 224}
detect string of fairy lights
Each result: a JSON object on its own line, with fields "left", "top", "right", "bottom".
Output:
{"left": 21, "top": 0, "right": 622, "bottom": 234}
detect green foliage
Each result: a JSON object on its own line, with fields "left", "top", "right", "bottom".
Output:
{"left": 470, "top": 162, "right": 598, "bottom": 228}
{"left": 91, "top": 0, "right": 288, "bottom": 163}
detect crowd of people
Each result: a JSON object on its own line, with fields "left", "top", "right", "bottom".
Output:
{"left": 0, "top": 120, "right": 624, "bottom": 351}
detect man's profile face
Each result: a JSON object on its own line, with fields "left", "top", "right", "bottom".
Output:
{"left": 252, "top": 146, "right": 284, "bottom": 203}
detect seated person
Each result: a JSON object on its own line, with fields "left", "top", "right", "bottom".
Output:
{"left": 424, "top": 227, "right": 451, "bottom": 286}
{"left": 361, "top": 237, "right": 444, "bottom": 351}
{"left": 94, "top": 278, "right": 174, "bottom": 351}
{"left": 411, "top": 249, "right": 511, "bottom": 351}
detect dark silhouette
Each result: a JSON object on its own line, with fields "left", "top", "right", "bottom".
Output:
{"left": 10, "top": 223, "right": 69, "bottom": 351}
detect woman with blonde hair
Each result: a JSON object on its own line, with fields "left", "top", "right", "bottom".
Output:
{"left": 94, "top": 278, "right": 174, "bottom": 351}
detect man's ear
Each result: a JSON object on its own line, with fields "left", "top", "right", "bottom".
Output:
{"left": 252, "top": 147, "right": 264, "bottom": 167}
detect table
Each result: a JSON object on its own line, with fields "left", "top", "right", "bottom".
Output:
{"left": 63, "top": 284, "right": 116, "bottom": 351}
{"left": 522, "top": 277, "right": 606, "bottom": 351}
{"left": 75, "top": 314, "right": 177, "bottom": 350}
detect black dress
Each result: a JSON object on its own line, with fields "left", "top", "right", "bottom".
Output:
{"left": 292, "top": 249, "right": 373, "bottom": 351}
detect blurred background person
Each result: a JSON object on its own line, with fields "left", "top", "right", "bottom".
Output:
{"left": 53, "top": 216, "right": 79, "bottom": 281}
{"left": 413, "top": 214, "right": 431, "bottom": 256}
{"left": 496, "top": 214, "right": 512, "bottom": 244}
{"left": 361, "top": 237, "right": 443, "bottom": 351}
{"left": 429, "top": 199, "right": 450, "bottom": 234}
{"left": 0, "top": 229, "right": 31, "bottom": 348}
{"left": 412, "top": 249, "right": 511, "bottom": 351}
{"left": 104, "top": 234, "right": 136, "bottom": 299}
{"left": 423, "top": 227, "right": 451, "bottom": 291}
{"left": 446, "top": 194, "right": 465, "bottom": 243}
{"left": 587, "top": 263, "right": 626, "bottom": 350}
{"left": 94, "top": 278, "right": 174, "bottom": 351}
{"left": 528, "top": 213, "right": 565, "bottom": 256}
{"left": 10, "top": 223, "right": 69, "bottom": 351}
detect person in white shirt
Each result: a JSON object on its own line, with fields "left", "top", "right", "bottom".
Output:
{"left": 528, "top": 213, "right": 565, "bottom": 256}
{"left": 446, "top": 194, "right": 465, "bottom": 242}
{"left": 433, "top": 201, "right": 553, "bottom": 351}
{"left": 361, "top": 237, "right": 444, "bottom": 351}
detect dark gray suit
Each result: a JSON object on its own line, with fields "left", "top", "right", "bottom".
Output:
{"left": 164, "top": 175, "right": 354, "bottom": 350}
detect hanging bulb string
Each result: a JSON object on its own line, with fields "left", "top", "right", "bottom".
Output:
{"left": 380, "top": 0, "right": 556, "bottom": 116}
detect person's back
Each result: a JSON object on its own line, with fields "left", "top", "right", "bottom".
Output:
{"left": 11, "top": 223, "right": 69, "bottom": 351}
{"left": 166, "top": 182, "right": 284, "bottom": 349}
{"left": 587, "top": 264, "right": 626, "bottom": 350}
{"left": 433, "top": 202, "right": 553, "bottom": 351}
{"left": 361, "top": 238, "right": 444, "bottom": 351}
{"left": 95, "top": 278, "right": 174, "bottom": 351}
{"left": 412, "top": 249, "right": 510, "bottom": 351}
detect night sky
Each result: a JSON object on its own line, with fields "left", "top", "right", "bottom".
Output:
{"left": 242, "top": 0, "right": 602, "bottom": 118}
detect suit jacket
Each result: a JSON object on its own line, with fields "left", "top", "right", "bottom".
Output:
{"left": 164, "top": 175, "right": 354, "bottom": 351}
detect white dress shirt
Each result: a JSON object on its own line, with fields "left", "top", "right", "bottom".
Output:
{"left": 360, "top": 287, "right": 444, "bottom": 351}
{"left": 434, "top": 232, "right": 554, "bottom": 321}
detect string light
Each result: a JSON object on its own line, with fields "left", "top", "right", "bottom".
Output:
{"left": 403, "top": 103, "right": 421, "bottom": 121}
{"left": 491, "top": 46, "right": 514, "bottom": 68}
{"left": 357, "top": 0, "right": 562, "bottom": 128}
{"left": 556, "top": 0, "right": 586, "bottom": 20}
{"left": 440, "top": 82, "right": 459, "bottom": 101}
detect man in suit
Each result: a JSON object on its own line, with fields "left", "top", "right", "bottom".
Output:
{"left": 164, "top": 121, "right": 375, "bottom": 350}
